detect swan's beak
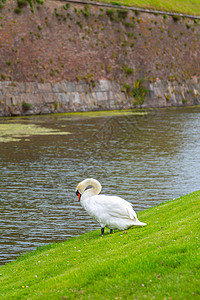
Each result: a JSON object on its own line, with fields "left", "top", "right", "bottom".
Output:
{"left": 76, "top": 190, "right": 81, "bottom": 201}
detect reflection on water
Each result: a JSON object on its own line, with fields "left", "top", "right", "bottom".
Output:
{"left": 0, "top": 107, "right": 200, "bottom": 264}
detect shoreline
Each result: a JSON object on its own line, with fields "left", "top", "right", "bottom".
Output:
{"left": 1, "top": 77, "right": 200, "bottom": 117}
{"left": 1, "top": 190, "right": 199, "bottom": 299}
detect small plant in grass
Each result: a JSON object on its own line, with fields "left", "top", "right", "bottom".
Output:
{"left": 165, "top": 95, "right": 170, "bottom": 102}
{"left": 50, "top": 69, "right": 55, "bottom": 77}
{"left": 132, "top": 79, "right": 148, "bottom": 104}
{"left": 81, "top": 5, "right": 90, "bottom": 18}
{"left": 17, "top": 0, "right": 27, "bottom": 8}
{"left": 117, "top": 9, "right": 128, "bottom": 20}
{"left": 14, "top": 7, "right": 22, "bottom": 14}
{"left": 121, "top": 83, "right": 131, "bottom": 94}
{"left": 182, "top": 98, "right": 187, "bottom": 104}
{"left": 15, "top": 0, "right": 44, "bottom": 14}
{"left": 123, "top": 66, "right": 134, "bottom": 75}
{"left": 54, "top": 101, "right": 58, "bottom": 110}
{"left": 172, "top": 15, "right": 181, "bottom": 22}
{"left": 111, "top": 1, "right": 121, "bottom": 5}
{"left": 121, "top": 41, "right": 127, "bottom": 47}
{"left": 6, "top": 60, "right": 12, "bottom": 66}
{"left": 22, "top": 101, "right": 32, "bottom": 111}
{"left": 62, "top": 3, "right": 70, "bottom": 11}
{"left": 84, "top": 73, "right": 95, "bottom": 84}
{"left": 124, "top": 22, "right": 134, "bottom": 27}
{"left": 185, "top": 22, "right": 191, "bottom": 29}
{"left": 1, "top": 73, "right": 6, "bottom": 80}
{"left": 0, "top": 0, "right": 6, "bottom": 10}
{"left": 126, "top": 32, "right": 134, "bottom": 37}
{"left": 106, "top": 8, "right": 115, "bottom": 21}
{"left": 77, "top": 21, "right": 82, "bottom": 29}
{"left": 134, "top": 10, "right": 140, "bottom": 16}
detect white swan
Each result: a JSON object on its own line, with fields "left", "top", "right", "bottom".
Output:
{"left": 76, "top": 178, "right": 146, "bottom": 236}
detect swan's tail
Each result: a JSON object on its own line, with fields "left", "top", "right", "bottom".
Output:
{"left": 133, "top": 220, "right": 147, "bottom": 226}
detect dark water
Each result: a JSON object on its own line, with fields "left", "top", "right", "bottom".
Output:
{"left": 0, "top": 107, "right": 200, "bottom": 265}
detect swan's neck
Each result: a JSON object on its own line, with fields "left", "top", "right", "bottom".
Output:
{"left": 80, "top": 178, "right": 102, "bottom": 200}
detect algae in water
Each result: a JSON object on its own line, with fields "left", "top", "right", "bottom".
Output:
{"left": 0, "top": 123, "right": 71, "bottom": 143}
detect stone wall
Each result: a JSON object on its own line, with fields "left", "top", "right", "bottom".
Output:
{"left": 1, "top": 76, "right": 200, "bottom": 116}
{"left": 0, "top": 0, "right": 200, "bottom": 116}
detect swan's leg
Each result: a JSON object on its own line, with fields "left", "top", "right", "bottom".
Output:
{"left": 110, "top": 229, "right": 113, "bottom": 234}
{"left": 101, "top": 227, "right": 104, "bottom": 236}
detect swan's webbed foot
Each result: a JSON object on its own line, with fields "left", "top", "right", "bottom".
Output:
{"left": 110, "top": 229, "right": 113, "bottom": 234}
{"left": 101, "top": 227, "right": 104, "bottom": 236}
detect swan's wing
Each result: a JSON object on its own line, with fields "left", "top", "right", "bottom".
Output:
{"left": 88, "top": 195, "right": 138, "bottom": 221}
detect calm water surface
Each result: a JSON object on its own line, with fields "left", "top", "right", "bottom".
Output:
{"left": 0, "top": 107, "right": 200, "bottom": 264}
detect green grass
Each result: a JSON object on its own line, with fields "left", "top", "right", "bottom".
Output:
{"left": 100, "top": 0, "right": 200, "bottom": 15}
{"left": 0, "top": 191, "right": 200, "bottom": 299}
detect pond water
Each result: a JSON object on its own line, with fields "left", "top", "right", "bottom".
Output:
{"left": 0, "top": 107, "right": 200, "bottom": 265}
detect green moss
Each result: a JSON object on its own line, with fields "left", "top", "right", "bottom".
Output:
{"left": 123, "top": 66, "right": 134, "bottom": 75}
{"left": 54, "top": 101, "right": 58, "bottom": 110}
{"left": 6, "top": 60, "right": 12, "bottom": 66}
{"left": 22, "top": 101, "right": 32, "bottom": 110}
{"left": 50, "top": 69, "right": 55, "bottom": 77}
{"left": 172, "top": 15, "right": 181, "bottom": 22}
{"left": 62, "top": 3, "right": 70, "bottom": 10}
{"left": 0, "top": 123, "right": 71, "bottom": 143}
{"left": 17, "top": 0, "right": 27, "bottom": 8}
{"left": 1, "top": 73, "right": 7, "bottom": 80}
{"left": 117, "top": 9, "right": 128, "bottom": 19}
{"left": 185, "top": 22, "right": 191, "bottom": 29}
{"left": 106, "top": 8, "right": 115, "bottom": 20}
{"left": 76, "top": 21, "right": 82, "bottom": 29}
{"left": 54, "top": 109, "right": 147, "bottom": 119}
{"left": 14, "top": 7, "right": 22, "bottom": 14}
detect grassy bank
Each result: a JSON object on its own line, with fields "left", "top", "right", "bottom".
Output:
{"left": 0, "top": 191, "right": 200, "bottom": 299}
{"left": 101, "top": 0, "right": 200, "bottom": 15}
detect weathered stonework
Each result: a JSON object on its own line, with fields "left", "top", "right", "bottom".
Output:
{"left": 0, "top": 77, "right": 200, "bottom": 116}
{"left": 0, "top": 1, "right": 200, "bottom": 116}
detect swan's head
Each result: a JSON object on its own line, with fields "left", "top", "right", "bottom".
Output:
{"left": 76, "top": 178, "right": 102, "bottom": 201}
{"left": 76, "top": 181, "right": 85, "bottom": 202}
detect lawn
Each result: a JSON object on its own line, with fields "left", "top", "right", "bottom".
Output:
{"left": 0, "top": 190, "right": 200, "bottom": 299}
{"left": 100, "top": 0, "right": 200, "bottom": 15}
